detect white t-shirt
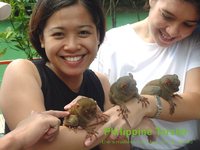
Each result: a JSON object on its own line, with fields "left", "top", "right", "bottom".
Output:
{"left": 90, "top": 24, "right": 200, "bottom": 149}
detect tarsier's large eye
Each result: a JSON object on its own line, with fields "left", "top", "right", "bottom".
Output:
{"left": 121, "top": 83, "right": 128, "bottom": 89}
{"left": 165, "top": 78, "right": 172, "bottom": 86}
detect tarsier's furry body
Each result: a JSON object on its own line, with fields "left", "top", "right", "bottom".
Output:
{"left": 141, "top": 74, "right": 181, "bottom": 114}
{"left": 63, "top": 97, "right": 108, "bottom": 139}
{"left": 109, "top": 73, "right": 149, "bottom": 123}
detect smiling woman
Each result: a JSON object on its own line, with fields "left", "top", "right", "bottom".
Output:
{"left": 39, "top": 4, "right": 100, "bottom": 78}
{"left": 0, "top": 0, "right": 130, "bottom": 150}
{"left": 148, "top": 0, "right": 199, "bottom": 47}
{"left": 91, "top": 0, "right": 200, "bottom": 149}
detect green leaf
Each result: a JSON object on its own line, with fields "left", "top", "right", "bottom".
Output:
{"left": 0, "top": 49, "right": 7, "bottom": 57}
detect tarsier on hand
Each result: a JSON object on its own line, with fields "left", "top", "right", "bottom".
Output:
{"left": 141, "top": 74, "right": 182, "bottom": 115}
{"left": 63, "top": 97, "right": 108, "bottom": 140}
{"left": 109, "top": 73, "right": 149, "bottom": 127}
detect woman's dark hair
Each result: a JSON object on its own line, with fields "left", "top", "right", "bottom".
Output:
{"left": 184, "top": 0, "right": 200, "bottom": 15}
{"left": 29, "top": 0, "right": 106, "bottom": 61}
{"left": 144, "top": 0, "right": 200, "bottom": 14}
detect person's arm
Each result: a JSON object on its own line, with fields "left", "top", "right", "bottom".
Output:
{"left": 114, "top": 68, "right": 200, "bottom": 129}
{"left": 62, "top": 72, "right": 157, "bottom": 148}
{"left": 96, "top": 72, "right": 131, "bottom": 150}
{"left": 85, "top": 68, "right": 200, "bottom": 147}
{"left": 114, "top": 67, "right": 200, "bottom": 127}
{"left": 140, "top": 67, "right": 200, "bottom": 121}
{"left": 0, "top": 110, "right": 68, "bottom": 150}
{"left": 0, "top": 133, "right": 21, "bottom": 150}
{"left": 0, "top": 59, "right": 106, "bottom": 150}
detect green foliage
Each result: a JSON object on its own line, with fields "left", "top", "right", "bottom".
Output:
{"left": 0, "top": 0, "right": 38, "bottom": 60}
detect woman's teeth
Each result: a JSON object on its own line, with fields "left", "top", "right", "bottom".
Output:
{"left": 64, "top": 56, "right": 82, "bottom": 62}
{"left": 160, "top": 32, "right": 173, "bottom": 41}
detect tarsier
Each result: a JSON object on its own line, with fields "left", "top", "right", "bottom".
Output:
{"left": 141, "top": 74, "right": 182, "bottom": 115}
{"left": 63, "top": 97, "right": 108, "bottom": 140}
{"left": 109, "top": 73, "right": 149, "bottom": 126}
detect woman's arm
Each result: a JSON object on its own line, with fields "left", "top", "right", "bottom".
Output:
{"left": 86, "top": 67, "right": 200, "bottom": 147}
{"left": 0, "top": 110, "right": 68, "bottom": 150}
{"left": 96, "top": 71, "right": 131, "bottom": 150}
{"left": 141, "top": 67, "right": 200, "bottom": 122}
{"left": 0, "top": 59, "right": 106, "bottom": 150}
{"left": 124, "top": 67, "right": 200, "bottom": 128}
{"left": 0, "top": 131, "right": 21, "bottom": 150}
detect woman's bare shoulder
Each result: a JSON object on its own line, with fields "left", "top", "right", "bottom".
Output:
{"left": 3, "top": 59, "right": 41, "bottom": 83}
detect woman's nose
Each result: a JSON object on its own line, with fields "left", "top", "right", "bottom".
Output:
{"left": 63, "top": 37, "right": 80, "bottom": 51}
{"left": 166, "top": 23, "right": 180, "bottom": 38}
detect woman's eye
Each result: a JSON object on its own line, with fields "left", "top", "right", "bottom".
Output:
{"left": 79, "top": 30, "right": 91, "bottom": 37}
{"left": 161, "top": 12, "right": 172, "bottom": 20}
{"left": 183, "top": 22, "right": 197, "bottom": 28}
{"left": 52, "top": 32, "right": 64, "bottom": 39}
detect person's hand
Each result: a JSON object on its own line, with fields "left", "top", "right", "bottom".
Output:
{"left": 64, "top": 95, "right": 93, "bottom": 110}
{"left": 135, "top": 117, "right": 157, "bottom": 143}
{"left": 84, "top": 99, "right": 156, "bottom": 146}
{"left": 64, "top": 96, "right": 108, "bottom": 127}
{"left": 83, "top": 105, "right": 130, "bottom": 146}
{"left": 64, "top": 96, "right": 81, "bottom": 110}
{"left": 11, "top": 110, "right": 69, "bottom": 149}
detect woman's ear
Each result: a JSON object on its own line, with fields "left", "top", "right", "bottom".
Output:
{"left": 97, "top": 32, "right": 100, "bottom": 46}
{"left": 39, "top": 34, "right": 44, "bottom": 48}
{"left": 149, "top": 0, "right": 157, "bottom": 8}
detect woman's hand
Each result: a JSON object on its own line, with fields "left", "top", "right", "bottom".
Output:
{"left": 63, "top": 96, "right": 109, "bottom": 129}
{"left": 84, "top": 99, "right": 157, "bottom": 146}
{"left": 135, "top": 117, "right": 157, "bottom": 143}
{"left": 11, "top": 110, "right": 69, "bottom": 149}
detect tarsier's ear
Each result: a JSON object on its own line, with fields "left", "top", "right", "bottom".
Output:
{"left": 75, "top": 103, "right": 80, "bottom": 108}
{"left": 128, "top": 73, "right": 133, "bottom": 79}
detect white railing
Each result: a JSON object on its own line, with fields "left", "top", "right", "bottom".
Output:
{"left": 0, "top": 114, "right": 5, "bottom": 135}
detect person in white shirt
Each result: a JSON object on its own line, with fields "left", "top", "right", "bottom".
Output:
{"left": 91, "top": 0, "right": 200, "bottom": 149}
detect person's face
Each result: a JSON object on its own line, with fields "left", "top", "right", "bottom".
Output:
{"left": 40, "top": 3, "right": 99, "bottom": 77}
{"left": 148, "top": 0, "right": 199, "bottom": 47}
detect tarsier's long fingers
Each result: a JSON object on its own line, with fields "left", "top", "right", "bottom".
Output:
{"left": 96, "top": 114, "right": 109, "bottom": 122}
{"left": 85, "top": 128, "right": 99, "bottom": 141}
{"left": 87, "top": 114, "right": 109, "bottom": 127}
{"left": 137, "top": 96, "right": 149, "bottom": 107}
{"left": 169, "top": 100, "right": 176, "bottom": 115}
{"left": 117, "top": 105, "right": 129, "bottom": 118}
{"left": 173, "top": 93, "right": 182, "bottom": 99}
{"left": 116, "top": 105, "right": 132, "bottom": 128}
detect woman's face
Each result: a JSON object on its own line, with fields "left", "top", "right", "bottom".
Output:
{"left": 148, "top": 0, "right": 199, "bottom": 47}
{"left": 40, "top": 3, "right": 99, "bottom": 77}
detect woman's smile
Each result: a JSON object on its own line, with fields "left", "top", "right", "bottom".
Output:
{"left": 158, "top": 30, "right": 175, "bottom": 45}
{"left": 62, "top": 55, "right": 85, "bottom": 62}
